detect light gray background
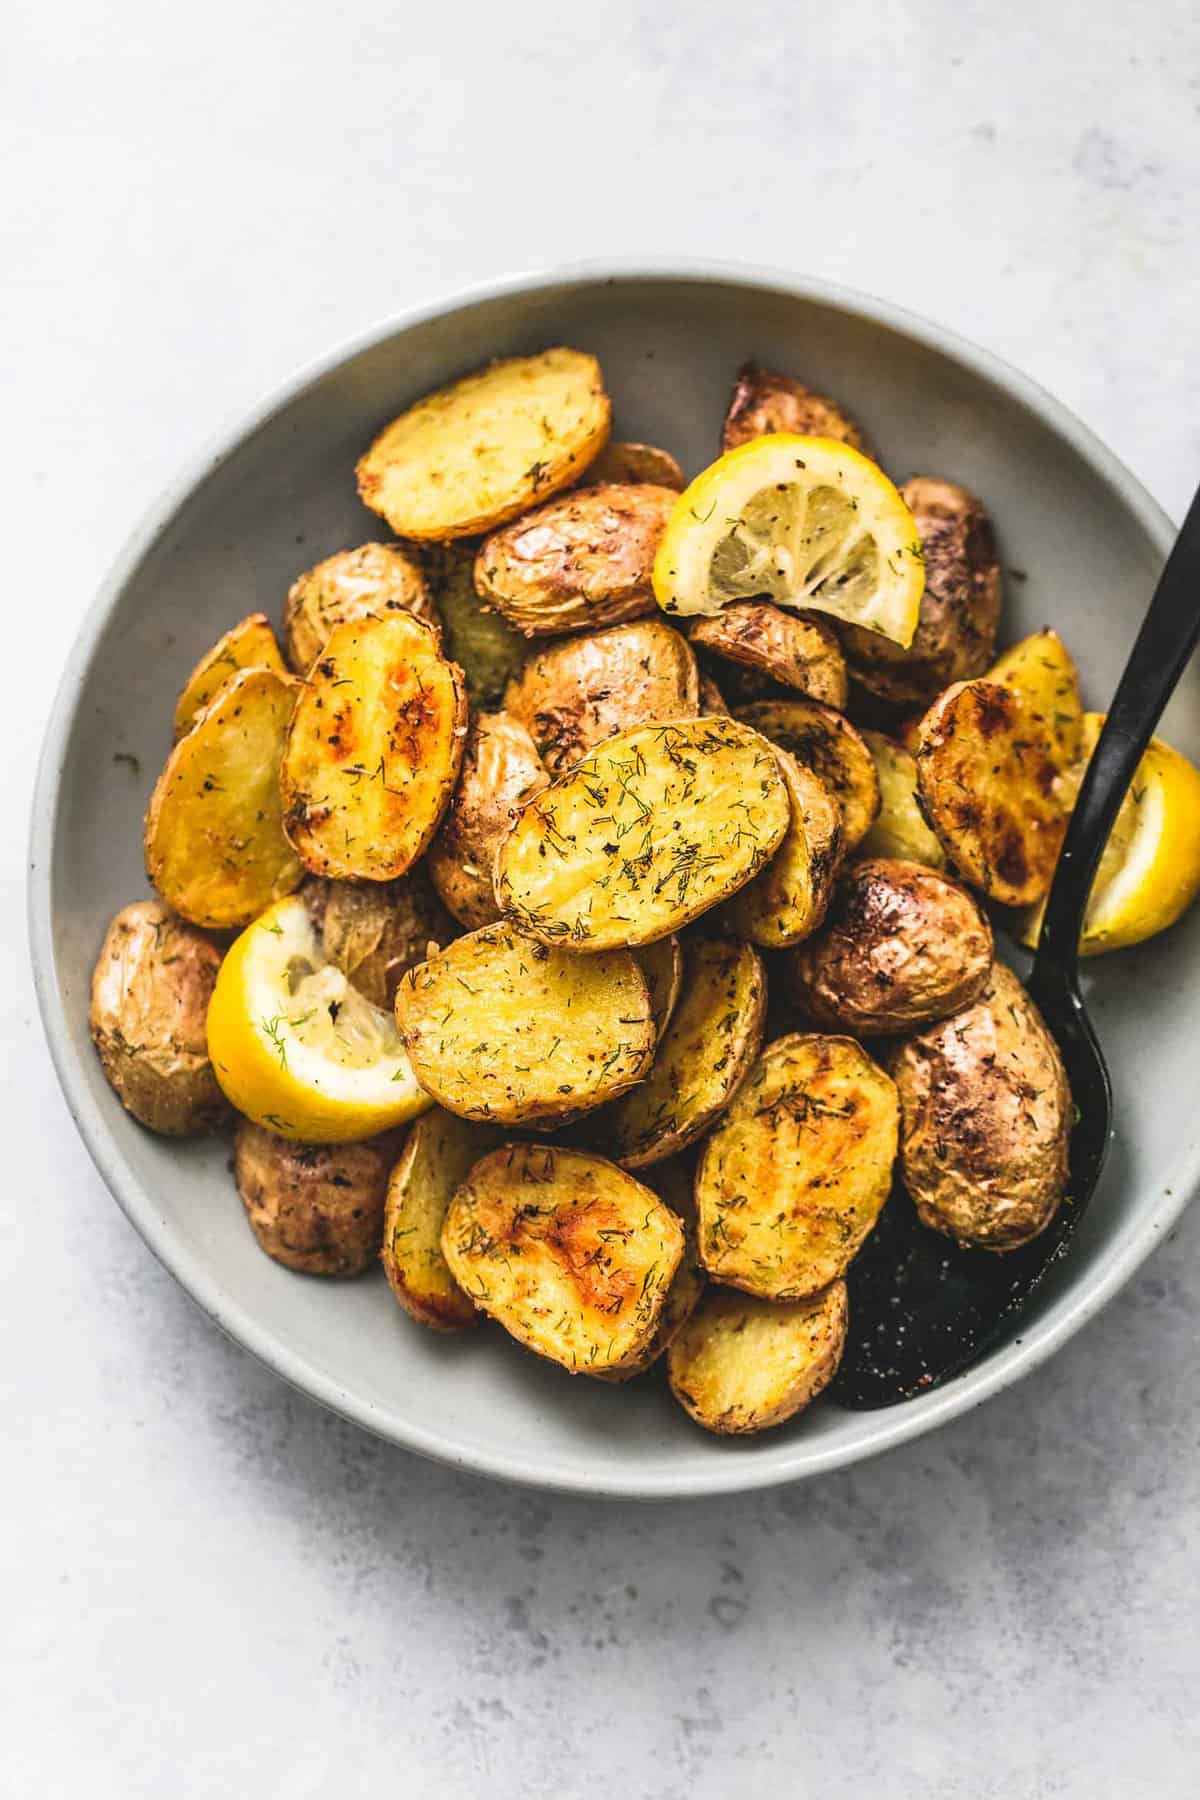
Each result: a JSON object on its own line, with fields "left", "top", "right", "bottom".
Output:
{"left": 6, "top": 3, "right": 1199, "bottom": 1795}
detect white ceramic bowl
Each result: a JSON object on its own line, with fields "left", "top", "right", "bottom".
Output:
{"left": 30, "top": 262, "right": 1198, "bottom": 1498}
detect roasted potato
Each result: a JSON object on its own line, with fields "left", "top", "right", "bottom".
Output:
{"left": 281, "top": 613, "right": 467, "bottom": 882}
{"left": 582, "top": 441, "right": 685, "bottom": 490}
{"left": 281, "top": 542, "right": 437, "bottom": 676}
{"left": 308, "top": 869, "right": 455, "bottom": 1009}
{"left": 721, "top": 362, "right": 870, "bottom": 454}
{"left": 233, "top": 1119, "right": 398, "bottom": 1276}
{"left": 686, "top": 604, "right": 848, "bottom": 707}
{"left": 788, "top": 858, "right": 993, "bottom": 1035}
{"left": 635, "top": 933, "right": 683, "bottom": 1040}
{"left": 724, "top": 750, "right": 843, "bottom": 948}
{"left": 503, "top": 619, "right": 700, "bottom": 776}
{"left": 890, "top": 962, "right": 1071, "bottom": 1250}
{"left": 90, "top": 901, "right": 229, "bottom": 1135}
{"left": 422, "top": 540, "right": 527, "bottom": 708}
{"left": 356, "top": 348, "right": 610, "bottom": 540}
{"left": 427, "top": 712, "right": 548, "bottom": 928}
{"left": 840, "top": 476, "right": 1002, "bottom": 705}
{"left": 496, "top": 718, "right": 791, "bottom": 951}
{"left": 593, "top": 1160, "right": 706, "bottom": 1380}
{"left": 382, "top": 1109, "right": 501, "bottom": 1329}
{"left": 440, "top": 1144, "right": 684, "bottom": 1374}
{"left": 174, "top": 613, "right": 286, "bottom": 739}
{"left": 395, "top": 921, "right": 654, "bottom": 1125}
{"left": 859, "top": 730, "right": 947, "bottom": 867}
{"left": 988, "top": 628, "right": 1083, "bottom": 773}
{"left": 603, "top": 936, "right": 766, "bottom": 1168}
{"left": 475, "top": 482, "right": 676, "bottom": 638}
{"left": 738, "top": 699, "right": 881, "bottom": 850}
{"left": 145, "top": 666, "right": 304, "bottom": 929}
{"left": 696, "top": 1033, "right": 898, "bottom": 1300}
{"left": 915, "top": 678, "right": 1068, "bottom": 905}
{"left": 698, "top": 672, "right": 730, "bottom": 715}
{"left": 668, "top": 1280, "right": 848, "bottom": 1435}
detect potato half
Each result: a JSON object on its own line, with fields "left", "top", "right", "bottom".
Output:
{"left": 696, "top": 1033, "right": 898, "bottom": 1300}
{"left": 593, "top": 1160, "right": 706, "bottom": 1380}
{"left": 604, "top": 936, "right": 766, "bottom": 1168}
{"left": 308, "top": 870, "right": 455, "bottom": 1010}
{"left": 721, "top": 362, "right": 869, "bottom": 454}
{"left": 281, "top": 542, "right": 437, "bottom": 676}
{"left": 382, "top": 1109, "right": 501, "bottom": 1329}
{"left": 423, "top": 540, "right": 527, "bottom": 708}
{"left": 174, "top": 613, "right": 285, "bottom": 739}
{"left": 394, "top": 921, "right": 654, "bottom": 1125}
{"left": 987, "top": 628, "right": 1084, "bottom": 773}
{"left": 582, "top": 440, "right": 685, "bottom": 490}
{"left": 859, "top": 730, "right": 947, "bottom": 867}
{"left": 356, "top": 348, "right": 610, "bottom": 540}
{"left": 281, "top": 613, "right": 467, "bottom": 882}
{"left": 145, "top": 666, "right": 304, "bottom": 929}
{"left": 440, "top": 1144, "right": 684, "bottom": 1374}
{"left": 668, "top": 1281, "right": 848, "bottom": 1435}
{"left": 427, "top": 711, "right": 548, "bottom": 928}
{"left": 724, "top": 749, "right": 843, "bottom": 948}
{"left": 233, "top": 1119, "right": 399, "bottom": 1276}
{"left": 504, "top": 618, "right": 700, "bottom": 776}
{"left": 738, "top": 698, "right": 881, "bottom": 850}
{"left": 496, "top": 718, "right": 791, "bottom": 951}
{"left": 687, "top": 604, "right": 848, "bottom": 707}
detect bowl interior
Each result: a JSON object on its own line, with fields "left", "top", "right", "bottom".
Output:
{"left": 36, "top": 271, "right": 1197, "bottom": 1496}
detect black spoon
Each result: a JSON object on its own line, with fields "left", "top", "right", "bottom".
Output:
{"left": 831, "top": 481, "right": 1200, "bottom": 1409}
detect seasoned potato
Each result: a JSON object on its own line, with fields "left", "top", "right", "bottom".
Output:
{"left": 738, "top": 699, "right": 881, "bottom": 850}
{"left": 233, "top": 1119, "right": 398, "bottom": 1276}
{"left": 915, "top": 679, "right": 1068, "bottom": 905}
{"left": 281, "top": 613, "right": 467, "bottom": 882}
{"left": 582, "top": 441, "right": 685, "bottom": 490}
{"left": 725, "top": 750, "right": 843, "bottom": 948}
{"left": 382, "top": 1109, "right": 501, "bottom": 1329}
{"left": 890, "top": 962, "right": 1071, "bottom": 1250}
{"left": 395, "top": 921, "right": 654, "bottom": 1125}
{"left": 475, "top": 483, "right": 676, "bottom": 638}
{"left": 604, "top": 936, "right": 766, "bottom": 1168}
{"left": 841, "top": 477, "right": 1001, "bottom": 705}
{"left": 635, "top": 934, "right": 683, "bottom": 1040}
{"left": 281, "top": 542, "right": 437, "bottom": 676}
{"left": 687, "top": 604, "right": 848, "bottom": 706}
{"left": 356, "top": 348, "right": 610, "bottom": 540}
{"left": 174, "top": 613, "right": 285, "bottom": 739}
{"left": 440, "top": 1145, "right": 684, "bottom": 1373}
{"left": 308, "top": 869, "right": 455, "bottom": 1009}
{"left": 721, "top": 362, "right": 869, "bottom": 453}
{"left": 696, "top": 1033, "right": 898, "bottom": 1300}
{"left": 422, "top": 540, "right": 526, "bottom": 707}
{"left": 90, "top": 900, "right": 228, "bottom": 1135}
{"left": 503, "top": 619, "right": 700, "bottom": 776}
{"left": 145, "top": 666, "right": 304, "bottom": 929}
{"left": 788, "top": 858, "right": 993, "bottom": 1034}
{"left": 496, "top": 718, "right": 791, "bottom": 951}
{"left": 859, "top": 730, "right": 947, "bottom": 867}
{"left": 427, "top": 712, "right": 548, "bottom": 928}
{"left": 988, "top": 628, "right": 1083, "bottom": 772}
{"left": 668, "top": 1281, "right": 848, "bottom": 1435}
{"left": 594, "top": 1160, "right": 706, "bottom": 1380}
{"left": 698, "top": 672, "right": 730, "bottom": 715}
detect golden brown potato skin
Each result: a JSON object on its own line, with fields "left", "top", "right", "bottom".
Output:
{"left": 90, "top": 901, "right": 229, "bottom": 1136}
{"left": 581, "top": 441, "right": 685, "bottom": 490}
{"left": 234, "top": 1121, "right": 399, "bottom": 1276}
{"left": 721, "top": 363, "right": 870, "bottom": 453}
{"left": 841, "top": 477, "right": 1002, "bottom": 705}
{"left": 281, "top": 543, "right": 438, "bottom": 675}
{"left": 306, "top": 870, "right": 456, "bottom": 1010}
{"left": 697, "top": 673, "right": 730, "bottom": 715}
{"left": 475, "top": 482, "right": 676, "bottom": 638}
{"left": 788, "top": 858, "right": 993, "bottom": 1035}
{"left": 889, "top": 962, "right": 1071, "bottom": 1251}
{"left": 427, "top": 711, "right": 548, "bottom": 927}
{"left": 687, "top": 605, "right": 848, "bottom": 707}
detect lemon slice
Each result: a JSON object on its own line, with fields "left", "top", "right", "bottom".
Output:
{"left": 653, "top": 433, "right": 924, "bottom": 646}
{"left": 207, "top": 894, "right": 432, "bottom": 1141}
{"left": 1021, "top": 712, "right": 1200, "bottom": 956}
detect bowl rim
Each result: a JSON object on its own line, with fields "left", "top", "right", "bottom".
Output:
{"left": 29, "top": 257, "right": 1186, "bottom": 1500}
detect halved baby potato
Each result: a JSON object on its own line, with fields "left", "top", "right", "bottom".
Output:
{"left": 427, "top": 711, "right": 548, "bottom": 928}
{"left": 593, "top": 1160, "right": 706, "bottom": 1381}
{"left": 738, "top": 698, "right": 881, "bottom": 850}
{"left": 309, "top": 869, "right": 455, "bottom": 1010}
{"left": 721, "top": 362, "right": 869, "bottom": 454}
{"left": 859, "top": 730, "right": 947, "bottom": 867}
{"left": 394, "top": 921, "right": 654, "bottom": 1125}
{"left": 441, "top": 1144, "right": 684, "bottom": 1373}
{"left": 381, "top": 1109, "right": 501, "bottom": 1329}
{"left": 281, "top": 613, "right": 467, "bottom": 882}
{"left": 582, "top": 441, "right": 685, "bottom": 490}
{"left": 604, "top": 936, "right": 766, "bottom": 1168}
{"left": 687, "top": 604, "right": 848, "bottom": 707}
{"left": 696, "top": 1033, "right": 899, "bottom": 1301}
{"left": 356, "top": 348, "right": 610, "bottom": 540}
{"left": 504, "top": 618, "right": 700, "bottom": 776}
{"left": 281, "top": 542, "right": 438, "bottom": 676}
{"left": 496, "top": 718, "right": 791, "bottom": 951}
{"left": 145, "top": 666, "right": 304, "bottom": 929}
{"left": 173, "top": 613, "right": 286, "bottom": 739}
{"left": 422, "top": 540, "right": 528, "bottom": 709}
{"left": 987, "top": 628, "right": 1084, "bottom": 773}
{"left": 724, "top": 749, "right": 843, "bottom": 948}
{"left": 668, "top": 1280, "right": 848, "bottom": 1435}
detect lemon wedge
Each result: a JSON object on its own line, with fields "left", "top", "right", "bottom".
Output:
{"left": 207, "top": 894, "right": 432, "bottom": 1141}
{"left": 1021, "top": 712, "right": 1200, "bottom": 956}
{"left": 652, "top": 434, "right": 924, "bottom": 646}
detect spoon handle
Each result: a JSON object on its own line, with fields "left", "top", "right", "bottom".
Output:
{"left": 1033, "top": 483, "right": 1200, "bottom": 977}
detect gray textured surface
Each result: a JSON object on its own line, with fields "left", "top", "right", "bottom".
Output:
{"left": 6, "top": 2, "right": 1200, "bottom": 1793}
